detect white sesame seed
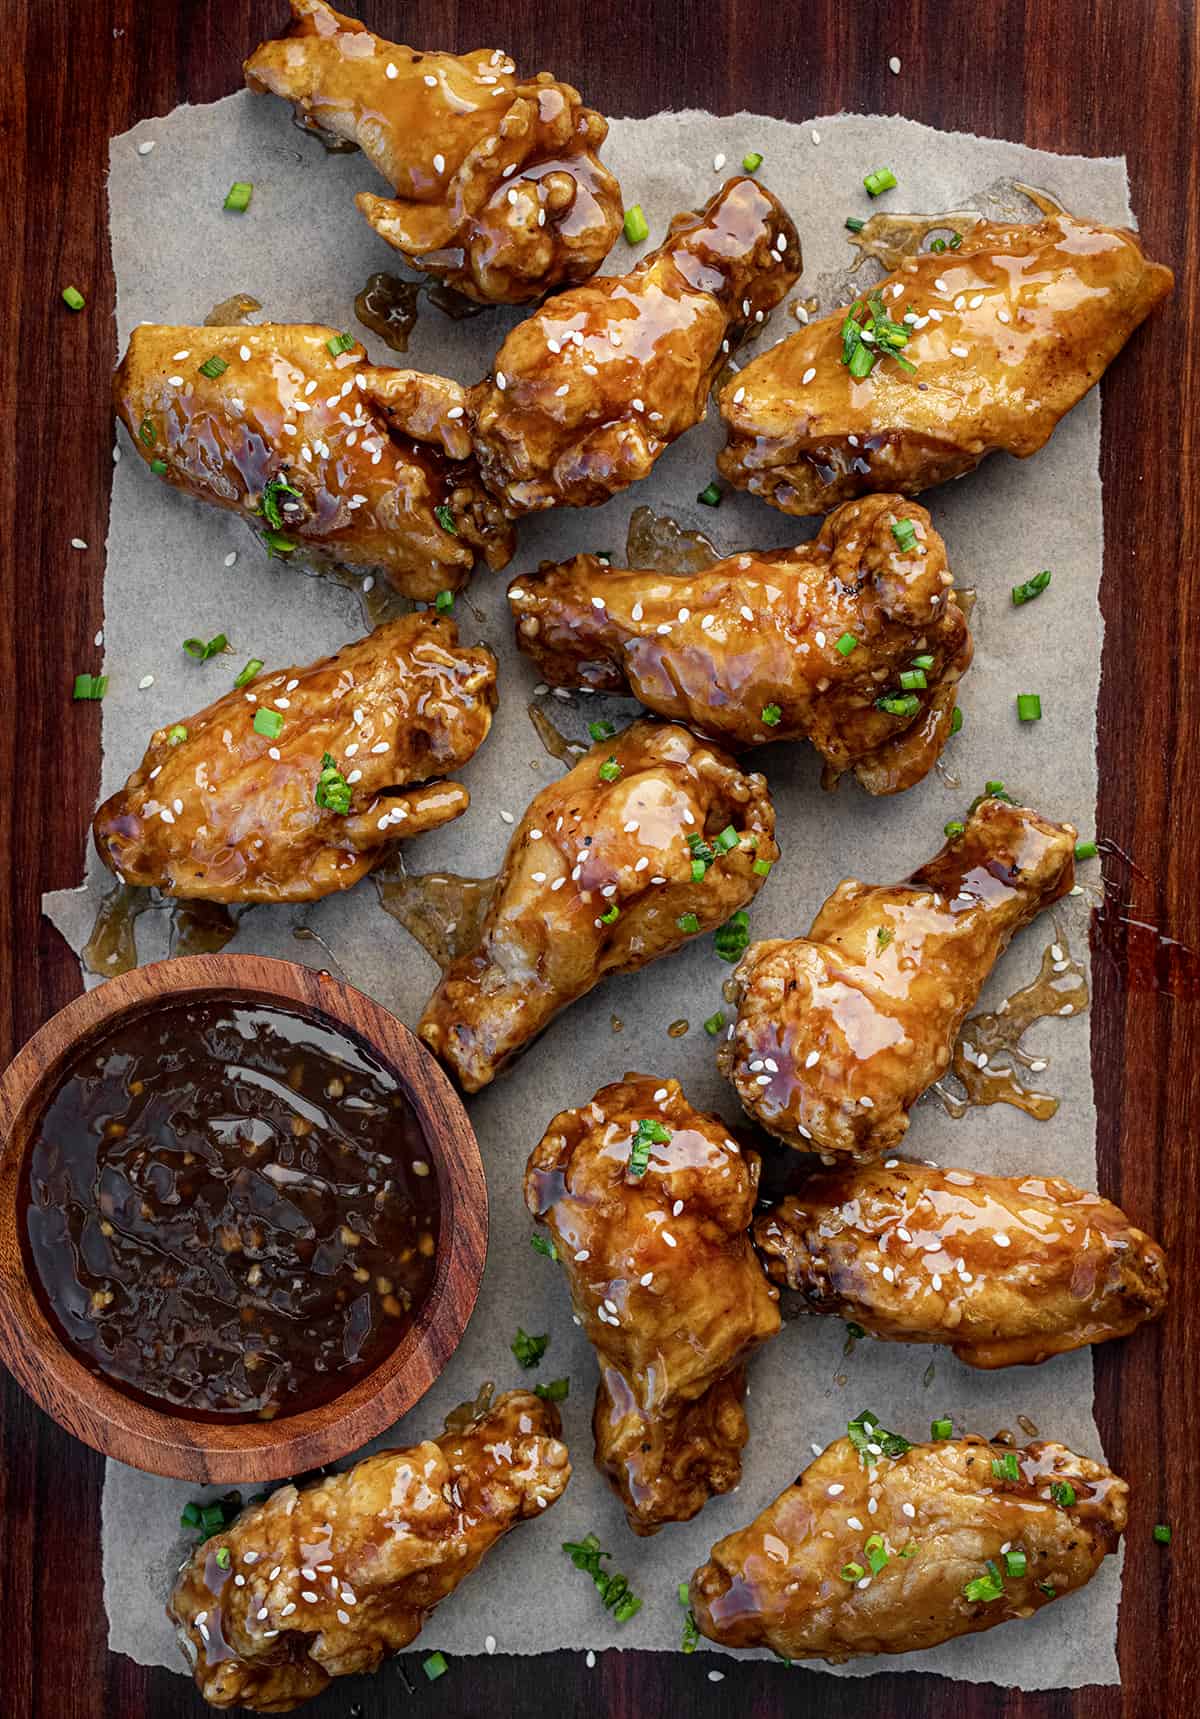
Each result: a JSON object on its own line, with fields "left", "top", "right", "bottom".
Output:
{"left": 801, "top": 365, "right": 817, "bottom": 385}
{"left": 995, "top": 1232, "right": 1011, "bottom": 1247}
{"left": 268, "top": 746, "right": 281, "bottom": 761}
{"left": 889, "top": 55, "right": 901, "bottom": 73}
{"left": 804, "top": 1049, "right": 820, "bottom": 1069}
{"left": 811, "top": 129, "right": 821, "bottom": 144}
{"left": 586, "top": 1651, "right": 596, "bottom": 1668}
{"left": 281, "top": 1603, "right": 296, "bottom": 1617}
{"left": 138, "top": 673, "right": 154, "bottom": 690}
{"left": 499, "top": 809, "right": 515, "bottom": 824}
{"left": 371, "top": 740, "right": 389, "bottom": 754}
{"left": 903, "top": 1502, "right": 916, "bottom": 1517}
{"left": 733, "top": 385, "right": 745, "bottom": 404}
{"left": 137, "top": 139, "right": 156, "bottom": 155}
{"left": 827, "top": 1482, "right": 844, "bottom": 1496}
{"left": 713, "top": 152, "right": 726, "bottom": 170}
{"left": 848, "top": 1516, "right": 863, "bottom": 1531}
{"left": 424, "top": 72, "right": 437, "bottom": 85}
{"left": 496, "top": 371, "right": 507, "bottom": 390}
{"left": 708, "top": 1672, "right": 725, "bottom": 1683}
{"left": 662, "top": 1231, "right": 677, "bottom": 1248}
{"left": 950, "top": 343, "right": 969, "bottom": 358}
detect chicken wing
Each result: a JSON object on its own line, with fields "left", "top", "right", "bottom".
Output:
{"left": 114, "top": 324, "right": 513, "bottom": 599}
{"left": 245, "top": 1, "right": 622, "bottom": 305}
{"left": 169, "top": 1391, "right": 570, "bottom": 1712}
{"left": 468, "top": 176, "right": 801, "bottom": 514}
{"left": 718, "top": 211, "right": 1172, "bottom": 516}
{"left": 418, "top": 719, "right": 778, "bottom": 1091}
{"left": 719, "top": 796, "right": 1075, "bottom": 1159}
{"left": 508, "top": 495, "right": 971, "bottom": 793}
{"left": 689, "top": 1419, "right": 1127, "bottom": 1661}
{"left": 525, "top": 1075, "right": 780, "bottom": 1533}
{"left": 754, "top": 1159, "right": 1167, "bottom": 1367}
{"left": 94, "top": 616, "right": 496, "bottom": 905}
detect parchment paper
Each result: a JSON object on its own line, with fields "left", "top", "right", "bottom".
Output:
{"left": 42, "top": 94, "right": 1135, "bottom": 1689}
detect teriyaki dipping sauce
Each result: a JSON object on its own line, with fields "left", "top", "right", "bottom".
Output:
{"left": 23, "top": 997, "right": 440, "bottom": 1420}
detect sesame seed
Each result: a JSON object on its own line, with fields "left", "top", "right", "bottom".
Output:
{"left": 371, "top": 740, "right": 389, "bottom": 754}
{"left": 801, "top": 366, "right": 817, "bottom": 385}
{"left": 733, "top": 386, "right": 746, "bottom": 404}
{"left": 931, "top": 1273, "right": 942, "bottom": 1289}
{"left": 662, "top": 1231, "right": 677, "bottom": 1248}
{"left": 137, "top": 140, "right": 156, "bottom": 155}
{"left": 496, "top": 371, "right": 507, "bottom": 390}
{"left": 934, "top": 277, "right": 949, "bottom": 293}
{"left": 811, "top": 129, "right": 821, "bottom": 144}
{"left": 950, "top": 343, "right": 969, "bottom": 358}
{"left": 386, "top": 62, "right": 397, "bottom": 78}
{"left": 586, "top": 1652, "right": 596, "bottom": 1668}
{"left": 827, "top": 1482, "right": 844, "bottom": 1496}
{"left": 71, "top": 537, "right": 88, "bottom": 550}
{"left": 500, "top": 809, "right": 515, "bottom": 824}
{"left": 268, "top": 746, "right": 281, "bottom": 761}
{"left": 889, "top": 55, "right": 901, "bottom": 72}
{"left": 997, "top": 308, "right": 1011, "bottom": 323}
{"left": 804, "top": 1049, "right": 819, "bottom": 1068}
{"left": 424, "top": 72, "right": 437, "bottom": 85}
{"left": 281, "top": 1603, "right": 296, "bottom": 1617}
{"left": 995, "top": 1232, "right": 1011, "bottom": 1247}
{"left": 903, "top": 1502, "right": 916, "bottom": 1517}
{"left": 708, "top": 1672, "right": 725, "bottom": 1683}
{"left": 434, "top": 152, "right": 445, "bottom": 173}
{"left": 138, "top": 674, "right": 154, "bottom": 690}
{"left": 713, "top": 152, "right": 726, "bottom": 170}
{"left": 640, "top": 1271, "right": 653, "bottom": 1285}
{"left": 848, "top": 1516, "right": 863, "bottom": 1531}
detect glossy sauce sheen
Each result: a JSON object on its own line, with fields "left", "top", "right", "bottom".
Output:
{"left": 24, "top": 999, "right": 440, "bottom": 1420}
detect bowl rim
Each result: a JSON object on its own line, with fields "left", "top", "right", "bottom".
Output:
{"left": 0, "top": 953, "right": 488, "bottom": 1482}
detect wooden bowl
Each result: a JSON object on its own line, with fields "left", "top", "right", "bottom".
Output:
{"left": 0, "top": 954, "right": 487, "bottom": 1482}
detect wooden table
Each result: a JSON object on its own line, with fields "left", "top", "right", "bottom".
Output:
{"left": 3, "top": 1, "right": 1197, "bottom": 1713}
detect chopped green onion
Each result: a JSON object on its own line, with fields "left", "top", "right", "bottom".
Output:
{"left": 1153, "top": 1523, "right": 1172, "bottom": 1545}
{"left": 847, "top": 1409, "right": 911, "bottom": 1464}
{"left": 422, "top": 1652, "right": 448, "bottom": 1682}
{"left": 761, "top": 703, "right": 782, "bottom": 726}
{"left": 623, "top": 204, "right": 650, "bottom": 245}
{"left": 535, "top": 1377, "right": 570, "bottom": 1402}
{"left": 899, "top": 1543, "right": 919, "bottom": 1558}
{"left": 845, "top": 216, "right": 866, "bottom": 232}
{"left": 138, "top": 416, "right": 156, "bottom": 447}
{"left": 234, "top": 658, "right": 263, "bottom": 689}
{"left": 681, "top": 1607, "right": 700, "bottom": 1653}
{"left": 840, "top": 1561, "right": 865, "bottom": 1582}
{"left": 697, "top": 481, "right": 722, "bottom": 507}
{"left": 181, "top": 1493, "right": 242, "bottom": 1534}
{"left": 985, "top": 779, "right": 1007, "bottom": 796}
{"left": 835, "top": 632, "right": 859, "bottom": 656}
{"left": 1051, "top": 1480, "right": 1076, "bottom": 1508}
{"left": 848, "top": 341, "right": 874, "bottom": 379}
{"left": 180, "top": 1502, "right": 202, "bottom": 1529}
{"left": 530, "top": 1233, "right": 558, "bottom": 1260}
{"left": 563, "top": 1533, "right": 642, "bottom": 1622}
{"left": 150, "top": 457, "right": 167, "bottom": 475}
{"left": 167, "top": 724, "right": 188, "bottom": 745}
{"left": 223, "top": 181, "right": 253, "bottom": 213}
{"left": 435, "top": 589, "right": 454, "bottom": 613}
{"left": 703, "top": 1010, "right": 726, "bottom": 1036}
{"left": 846, "top": 1321, "right": 867, "bottom": 1340}
{"left": 891, "top": 517, "right": 918, "bottom": 552}
{"left": 1038, "top": 1581, "right": 1056, "bottom": 1597}
{"left": 950, "top": 706, "right": 964, "bottom": 734}
{"left": 1012, "top": 569, "right": 1052, "bottom": 606}
{"left": 876, "top": 692, "right": 920, "bottom": 717}
{"left": 687, "top": 832, "right": 715, "bottom": 870}
{"left": 863, "top": 167, "right": 898, "bottom": 197}
{"left": 62, "top": 285, "right": 86, "bottom": 311}
{"left": 677, "top": 912, "right": 700, "bottom": 935}
{"left": 598, "top": 756, "right": 622, "bottom": 783}
{"left": 260, "top": 474, "right": 304, "bottom": 531}
{"left": 511, "top": 1327, "right": 549, "bottom": 1368}
{"left": 262, "top": 529, "right": 297, "bottom": 557}
{"left": 326, "top": 332, "right": 356, "bottom": 357}
{"left": 690, "top": 859, "right": 707, "bottom": 882}
{"left": 875, "top": 927, "right": 893, "bottom": 949}
{"left": 944, "top": 820, "right": 965, "bottom": 839}
{"left": 864, "top": 1533, "right": 889, "bottom": 1575}
{"left": 963, "top": 1566, "right": 1005, "bottom": 1604}
{"left": 198, "top": 355, "right": 228, "bottom": 380}
{"left": 949, "top": 233, "right": 963, "bottom": 250}
{"left": 629, "top": 1117, "right": 671, "bottom": 1178}
{"left": 1016, "top": 692, "right": 1042, "bottom": 722}
{"left": 1005, "top": 1549, "right": 1028, "bottom": 1578}
{"left": 753, "top": 857, "right": 773, "bottom": 877}
{"left": 72, "top": 672, "right": 108, "bottom": 701}
{"left": 714, "top": 909, "right": 749, "bottom": 962}
{"left": 742, "top": 151, "right": 764, "bottom": 172}
{"left": 992, "top": 1452, "right": 1020, "bottom": 1483}
{"left": 712, "top": 825, "right": 739, "bottom": 854}
{"left": 910, "top": 653, "right": 934, "bottom": 670}
{"left": 315, "top": 752, "right": 352, "bottom": 815}
{"left": 182, "top": 633, "right": 228, "bottom": 662}
{"left": 599, "top": 903, "right": 620, "bottom": 925}
{"left": 899, "top": 668, "right": 927, "bottom": 691}
{"left": 1074, "top": 839, "right": 1098, "bottom": 861}
{"left": 253, "top": 707, "right": 284, "bottom": 740}
{"left": 678, "top": 1583, "right": 691, "bottom": 1607}
{"left": 215, "top": 1546, "right": 231, "bottom": 1570}
{"left": 931, "top": 1417, "right": 953, "bottom": 1440}
{"left": 434, "top": 502, "right": 457, "bottom": 534}
{"left": 930, "top": 237, "right": 947, "bottom": 253}
{"left": 588, "top": 719, "right": 616, "bottom": 741}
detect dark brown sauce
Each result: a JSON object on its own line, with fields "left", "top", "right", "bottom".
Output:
{"left": 83, "top": 883, "right": 240, "bottom": 978}
{"left": 847, "top": 211, "right": 983, "bottom": 273}
{"left": 23, "top": 998, "right": 440, "bottom": 1420}
{"left": 374, "top": 863, "right": 497, "bottom": 970}
{"left": 354, "top": 272, "right": 422, "bottom": 353}
{"left": 935, "top": 930, "right": 1088, "bottom": 1120}
{"left": 204, "top": 293, "right": 263, "bottom": 327}
{"left": 667, "top": 1018, "right": 690, "bottom": 1039}
{"left": 791, "top": 294, "right": 820, "bottom": 324}
{"left": 528, "top": 701, "right": 587, "bottom": 764}
{"left": 625, "top": 505, "right": 720, "bottom": 575}
{"left": 305, "top": 559, "right": 408, "bottom": 629}
{"left": 443, "top": 1379, "right": 496, "bottom": 1433}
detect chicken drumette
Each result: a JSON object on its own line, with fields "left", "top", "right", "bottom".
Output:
{"left": 418, "top": 719, "right": 778, "bottom": 1091}
{"left": 690, "top": 1418, "right": 1127, "bottom": 1661}
{"left": 245, "top": 0, "right": 622, "bottom": 305}
{"left": 718, "top": 210, "right": 1172, "bottom": 516}
{"left": 719, "top": 797, "right": 1076, "bottom": 1159}
{"left": 754, "top": 1159, "right": 1167, "bottom": 1367}
{"left": 169, "top": 1391, "right": 570, "bottom": 1712}
{"left": 114, "top": 324, "right": 513, "bottom": 599}
{"left": 525, "top": 1075, "right": 780, "bottom": 1534}
{"left": 467, "top": 176, "right": 800, "bottom": 514}
{"left": 508, "top": 495, "right": 972, "bottom": 793}
{"left": 94, "top": 616, "right": 496, "bottom": 904}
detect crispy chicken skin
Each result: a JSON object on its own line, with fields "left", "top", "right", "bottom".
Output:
{"left": 468, "top": 176, "right": 801, "bottom": 514}
{"left": 245, "top": 1, "right": 622, "bottom": 305}
{"left": 718, "top": 211, "right": 1173, "bottom": 516}
{"left": 525, "top": 1075, "right": 780, "bottom": 1533}
{"left": 719, "top": 797, "right": 1075, "bottom": 1159}
{"left": 754, "top": 1159, "right": 1167, "bottom": 1367}
{"left": 93, "top": 616, "right": 496, "bottom": 905}
{"left": 690, "top": 1427, "right": 1127, "bottom": 1661}
{"left": 114, "top": 324, "right": 514, "bottom": 599}
{"left": 508, "top": 495, "right": 972, "bottom": 793}
{"left": 168, "top": 1392, "right": 570, "bottom": 1712}
{"left": 418, "top": 720, "right": 778, "bottom": 1091}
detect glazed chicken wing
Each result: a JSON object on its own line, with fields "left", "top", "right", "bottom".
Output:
{"left": 94, "top": 616, "right": 496, "bottom": 904}
{"left": 508, "top": 495, "right": 972, "bottom": 793}
{"left": 525, "top": 1075, "right": 780, "bottom": 1533}
{"left": 114, "top": 324, "right": 513, "bottom": 598}
{"left": 468, "top": 176, "right": 800, "bottom": 514}
{"left": 245, "top": 1, "right": 622, "bottom": 305}
{"left": 169, "top": 1391, "right": 570, "bottom": 1712}
{"left": 418, "top": 719, "right": 778, "bottom": 1090}
{"left": 719, "top": 797, "right": 1076, "bottom": 1159}
{"left": 718, "top": 210, "right": 1172, "bottom": 516}
{"left": 755, "top": 1159, "right": 1167, "bottom": 1367}
{"left": 690, "top": 1421, "right": 1127, "bottom": 1661}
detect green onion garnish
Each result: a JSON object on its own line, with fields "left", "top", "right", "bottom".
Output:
{"left": 138, "top": 416, "right": 156, "bottom": 447}
{"left": 712, "top": 825, "right": 739, "bottom": 854}
{"left": 1012, "top": 569, "right": 1052, "bottom": 606}
{"left": 598, "top": 756, "right": 622, "bottom": 782}
{"left": 931, "top": 1417, "right": 953, "bottom": 1441}
{"left": 992, "top": 1452, "right": 1020, "bottom": 1483}
{"left": 260, "top": 474, "right": 303, "bottom": 531}
{"left": 1153, "top": 1523, "right": 1172, "bottom": 1544}
{"left": 150, "top": 457, "right": 167, "bottom": 475}
{"left": 949, "top": 233, "right": 963, "bottom": 249}
{"left": 985, "top": 779, "right": 1007, "bottom": 796}
{"left": 690, "top": 859, "right": 707, "bottom": 882}
{"left": 167, "top": 724, "right": 188, "bottom": 745}
{"left": 742, "top": 151, "right": 764, "bottom": 172}
{"left": 1038, "top": 1581, "right": 1056, "bottom": 1597}
{"left": 841, "top": 291, "right": 916, "bottom": 381}
{"left": 530, "top": 1234, "right": 558, "bottom": 1260}
{"left": 62, "top": 285, "right": 86, "bottom": 311}
{"left": 326, "top": 332, "right": 356, "bottom": 358}
{"left": 963, "top": 1565, "right": 1005, "bottom": 1603}
{"left": 588, "top": 720, "right": 616, "bottom": 741}
{"left": 703, "top": 1011, "right": 726, "bottom": 1036}
{"left": 629, "top": 1117, "right": 671, "bottom": 1179}
{"left": 891, "top": 517, "right": 918, "bottom": 552}
{"left": 911, "top": 653, "right": 935, "bottom": 670}
{"left": 181, "top": 1493, "right": 242, "bottom": 1534}
{"left": 511, "top": 1328, "right": 549, "bottom": 1368}
{"left": 1016, "top": 692, "right": 1042, "bottom": 722}
{"left": 1051, "top": 1480, "right": 1076, "bottom": 1508}
{"left": 198, "top": 355, "right": 228, "bottom": 380}
{"left": 215, "top": 1546, "right": 231, "bottom": 1570}
{"left": 677, "top": 912, "right": 700, "bottom": 935}
{"left": 681, "top": 1607, "right": 700, "bottom": 1652}
{"left": 599, "top": 903, "right": 620, "bottom": 925}
{"left": 262, "top": 529, "right": 297, "bottom": 557}
{"left": 846, "top": 1321, "right": 867, "bottom": 1339}
{"left": 315, "top": 752, "right": 351, "bottom": 815}
{"left": 761, "top": 703, "right": 782, "bottom": 726}
{"left": 930, "top": 237, "right": 947, "bottom": 253}
{"left": 944, "top": 820, "right": 965, "bottom": 839}
{"left": 835, "top": 632, "right": 859, "bottom": 656}
{"left": 864, "top": 1533, "right": 889, "bottom": 1575}
{"left": 950, "top": 706, "right": 964, "bottom": 734}
{"left": 863, "top": 167, "right": 898, "bottom": 197}
{"left": 899, "top": 668, "right": 927, "bottom": 691}
{"left": 434, "top": 502, "right": 457, "bottom": 534}
{"left": 1005, "top": 1549, "right": 1027, "bottom": 1578}
{"left": 435, "top": 589, "right": 454, "bottom": 613}
{"left": 535, "top": 1377, "right": 570, "bottom": 1402}
{"left": 563, "top": 1534, "right": 642, "bottom": 1622}
{"left": 183, "top": 633, "right": 228, "bottom": 662}
{"left": 875, "top": 927, "right": 893, "bottom": 949}
{"left": 687, "top": 832, "right": 715, "bottom": 870}
{"left": 623, "top": 205, "right": 649, "bottom": 245}
{"left": 253, "top": 707, "right": 284, "bottom": 740}
{"left": 847, "top": 1409, "right": 911, "bottom": 1464}
{"left": 697, "top": 481, "right": 722, "bottom": 507}
{"left": 876, "top": 692, "right": 920, "bottom": 717}
{"left": 234, "top": 658, "right": 263, "bottom": 689}
{"left": 840, "top": 1561, "right": 865, "bottom": 1582}
{"left": 753, "top": 857, "right": 773, "bottom": 877}
{"left": 72, "top": 673, "right": 108, "bottom": 701}
{"left": 422, "top": 1653, "right": 448, "bottom": 1682}
{"left": 223, "top": 181, "right": 253, "bottom": 213}
{"left": 714, "top": 909, "right": 749, "bottom": 962}
{"left": 1074, "top": 838, "right": 1098, "bottom": 860}
{"left": 845, "top": 216, "right": 866, "bottom": 232}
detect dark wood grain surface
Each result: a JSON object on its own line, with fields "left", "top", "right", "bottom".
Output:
{"left": 2, "top": 0, "right": 1197, "bottom": 1714}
